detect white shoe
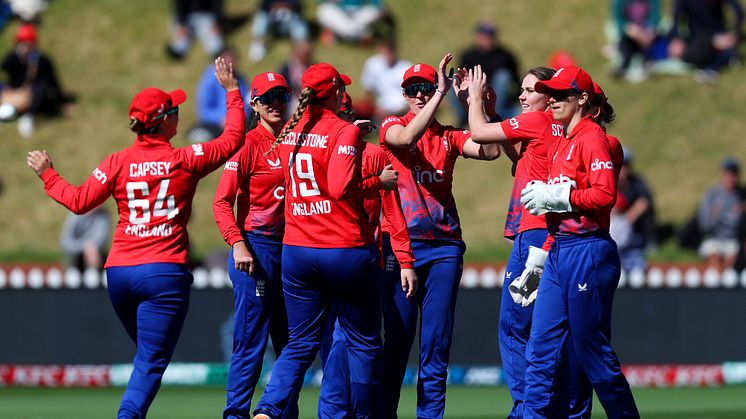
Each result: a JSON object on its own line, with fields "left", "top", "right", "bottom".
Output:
{"left": 18, "top": 114, "right": 34, "bottom": 137}
{"left": 0, "top": 103, "right": 17, "bottom": 121}
{"left": 249, "top": 40, "right": 266, "bottom": 62}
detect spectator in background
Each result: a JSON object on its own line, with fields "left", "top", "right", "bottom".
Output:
{"left": 187, "top": 47, "right": 249, "bottom": 143}
{"left": 278, "top": 40, "right": 313, "bottom": 110}
{"left": 248, "top": 0, "right": 309, "bottom": 62}
{"left": 60, "top": 206, "right": 111, "bottom": 272}
{"left": 455, "top": 21, "right": 520, "bottom": 126}
{"left": 668, "top": 0, "right": 744, "bottom": 83}
{"left": 0, "top": 2, "right": 13, "bottom": 31}
{"left": 359, "top": 36, "right": 411, "bottom": 122}
{"left": 697, "top": 157, "right": 745, "bottom": 270}
{"left": 316, "top": 0, "right": 388, "bottom": 45}
{"left": 610, "top": 148, "right": 656, "bottom": 272}
{"left": 611, "top": 0, "right": 662, "bottom": 79}
{"left": 0, "top": 23, "right": 74, "bottom": 137}
{"left": 166, "top": 0, "right": 224, "bottom": 60}
{"left": 8, "top": 0, "right": 47, "bottom": 22}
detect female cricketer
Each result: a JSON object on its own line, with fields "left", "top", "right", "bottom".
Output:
{"left": 378, "top": 53, "right": 500, "bottom": 419}
{"left": 252, "top": 63, "right": 382, "bottom": 419}
{"left": 466, "top": 65, "right": 564, "bottom": 418}
{"left": 26, "top": 58, "right": 244, "bottom": 419}
{"left": 519, "top": 66, "right": 640, "bottom": 418}
{"left": 317, "top": 93, "right": 417, "bottom": 418}
{"left": 212, "top": 72, "right": 298, "bottom": 419}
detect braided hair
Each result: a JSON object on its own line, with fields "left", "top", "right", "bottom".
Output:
{"left": 265, "top": 87, "right": 313, "bottom": 156}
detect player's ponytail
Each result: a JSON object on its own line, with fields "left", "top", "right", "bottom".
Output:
{"left": 265, "top": 87, "right": 313, "bottom": 156}
{"left": 129, "top": 117, "right": 158, "bottom": 135}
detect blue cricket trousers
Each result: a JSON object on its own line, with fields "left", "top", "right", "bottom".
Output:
{"left": 106, "top": 263, "right": 192, "bottom": 419}
{"left": 317, "top": 235, "right": 398, "bottom": 418}
{"left": 380, "top": 239, "right": 465, "bottom": 419}
{"left": 523, "top": 234, "right": 640, "bottom": 419}
{"left": 499, "top": 228, "right": 547, "bottom": 418}
{"left": 224, "top": 232, "right": 297, "bottom": 419}
{"left": 254, "top": 245, "right": 382, "bottom": 419}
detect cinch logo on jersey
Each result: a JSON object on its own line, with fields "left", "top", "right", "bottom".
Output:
{"left": 291, "top": 200, "right": 331, "bottom": 216}
{"left": 92, "top": 168, "right": 108, "bottom": 184}
{"left": 224, "top": 161, "right": 238, "bottom": 171}
{"left": 509, "top": 117, "right": 519, "bottom": 130}
{"left": 547, "top": 173, "right": 575, "bottom": 186}
{"left": 192, "top": 144, "right": 204, "bottom": 156}
{"left": 129, "top": 162, "right": 172, "bottom": 178}
{"left": 412, "top": 165, "right": 445, "bottom": 184}
{"left": 282, "top": 132, "right": 329, "bottom": 148}
{"left": 124, "top": 222, "right": 173, "bottom": 238}
{"left": 272, "top": 186, "right": 285, "bottom": 200}
{"left": 590, "top": 159, "right": 614, "bottom": 171}
{"left": 337, "top": 145, "right": 358, "bottom": 156}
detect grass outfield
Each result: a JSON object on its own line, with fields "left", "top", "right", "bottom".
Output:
{"left": 2, "top": 386, "right": 746, "bottom": 418}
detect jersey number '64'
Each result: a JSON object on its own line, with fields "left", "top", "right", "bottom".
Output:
{"left": 288, "top": 152, "right": 320, "bottom": 198}
{"left": 126, "top": 179, "right": 180, "bottom": 224}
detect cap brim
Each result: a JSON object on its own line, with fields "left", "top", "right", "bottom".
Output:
{"left": 253, "top": 83, "right": 291, "bottom": 99}
{"left": 340, "top": 74, "right": 352, "bottom": 86}
{"left": 168, "top": 89, "right": 188, "bottom": 107}
{"left": 534, "top": 80, "right": 569, "bottom": 94}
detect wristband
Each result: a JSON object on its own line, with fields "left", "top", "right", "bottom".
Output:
{"left": 436, "top": 89, "right": 447, "bottom": 96}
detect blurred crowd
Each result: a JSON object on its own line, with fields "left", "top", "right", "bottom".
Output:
{"left": 607, "top": 0, "right": 743, "bottom": 83}
{"left": 1, "top": 0, "right": 745, "bottom": 272}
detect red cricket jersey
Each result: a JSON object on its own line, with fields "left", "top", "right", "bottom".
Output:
{"left": 362, "top": 142, "right": 414, "bottom": 269}
{"left": 545, "top": 116, "right": 617, "bottom": 237}
{"left": 379, "top": 112, "right": 470, "bottom": 241}
{"left": 278, "top": 106, "right": 374, "bottom": 248}
{"left": 499, "top": 110, "right": 563, "bottom": 238}
{"left": 213, "top": 123, "right": 286, "bottom": 246}
{"left": 40, "top": 90, "right": 245, "bottom": 267}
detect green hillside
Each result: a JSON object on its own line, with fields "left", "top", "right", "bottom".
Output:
{"left": 1, "top": 0, "right": 744, "bottom": 263}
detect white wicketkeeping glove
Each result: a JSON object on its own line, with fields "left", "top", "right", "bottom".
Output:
{"left": 520, "top": 181, "right": 574, "bottom": 215}
{"left": 508, "top": 246, "right": 548, "bottom": 307}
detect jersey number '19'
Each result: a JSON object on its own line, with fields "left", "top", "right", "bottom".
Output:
{"left": 126, "top": 179, "right": 179, "bottom": 224}
{"left": 288, "top": 152, "right": 320, "bottom": 198}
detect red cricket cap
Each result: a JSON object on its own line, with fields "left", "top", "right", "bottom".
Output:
{"left": 592, "top": 81, "right": 606, "bottom": 104}
{"left": 301, "top": 63, "right": 351, "bottom": 99}
{"left": 15, "top": 23, "right": 38, "bottom": 44}
{"left": 128, "top": 87, "right": 187, "bottom": 129}
{"left": 250, "top": 72, "right": 290, "bottom": 99}
{"left": 535, "top": 66, "right": 594, "bottom": 97}
{"left": 548, "top": 50, "right": 577, "bottom": 70}
{"left": 401, "top": 63, "right": 437, "bottom": 87}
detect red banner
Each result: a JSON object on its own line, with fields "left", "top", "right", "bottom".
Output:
{"left": 0, "top": 365, "right": 110, "bottom": 387}
{"left": 622, "top": 365, "right": 724, "bottom": 387}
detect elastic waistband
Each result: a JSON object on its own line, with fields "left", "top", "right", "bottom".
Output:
{"left": 552, "top": 231, "right": 612, "bottom": 248}
{"left": 244, "top": 231, "right": 283, "bottom": 244}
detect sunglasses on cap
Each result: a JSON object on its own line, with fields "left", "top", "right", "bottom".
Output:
{"left": 403, "top": 83, "right": 437, "bottom": 98}
{"left": 548, "top": 89, "right": 582, "bottom": 102}
{"left": 154, "top": 106, "right": 179, "bottom": 120}
{"left": 255, "top": 90, "right": 291, "bottom": 105}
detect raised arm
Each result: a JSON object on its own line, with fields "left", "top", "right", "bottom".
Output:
{"left": 185, "top": 57, "right": 246, "bottom": 177}
{"left": 384, "top": 53, "right": 453, "bottom": 148}
{"left": 28, "top": 150, "right": 113, "bottom": 215}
